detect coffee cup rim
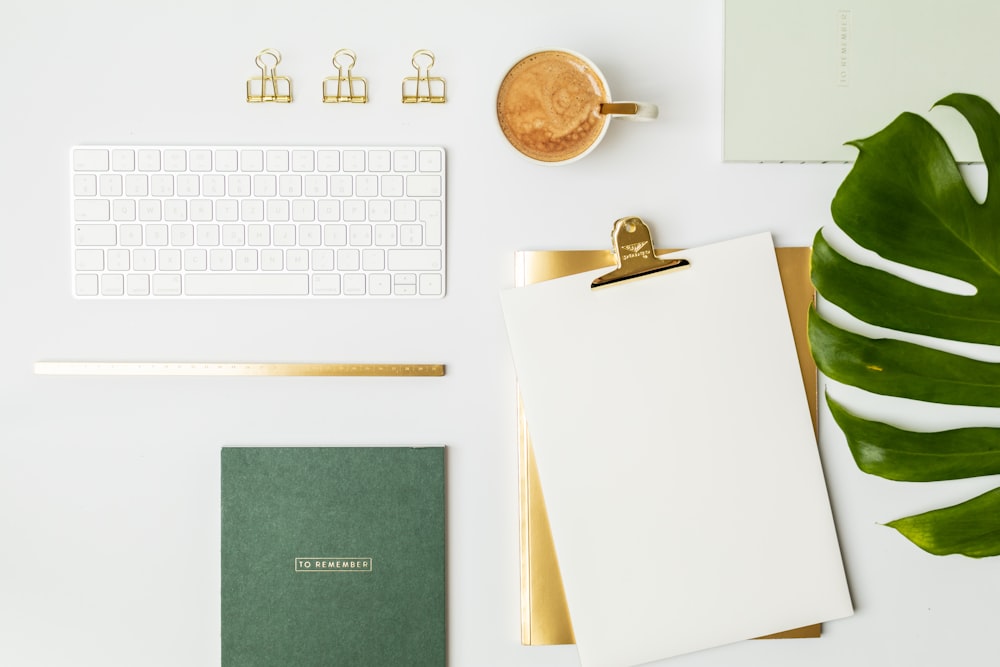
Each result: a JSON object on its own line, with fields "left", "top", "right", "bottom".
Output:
{"left": 496, "top": 48, "right": 614, "bottom": 166}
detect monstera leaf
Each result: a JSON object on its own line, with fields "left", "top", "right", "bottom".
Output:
{"left": 810, "top": 93, "right": 1000, "bottom": 558}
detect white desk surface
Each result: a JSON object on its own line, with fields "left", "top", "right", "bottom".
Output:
{"left": 2, "top": 1, "right": 996, "bottom": 665}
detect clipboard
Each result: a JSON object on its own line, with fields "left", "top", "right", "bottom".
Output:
{"left": 500, "top": 218, "right": 853, "bottom": 667}
{"left": 516, "top": 232, "right": 823, "bottom": 645}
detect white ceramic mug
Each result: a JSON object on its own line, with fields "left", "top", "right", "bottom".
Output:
{"left": 496, "top": 49, "right": 658, "bottom": 165}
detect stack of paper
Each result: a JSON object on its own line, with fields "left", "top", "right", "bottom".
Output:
{"left": 501, "top": 232, "right": 852, "bottom": 666}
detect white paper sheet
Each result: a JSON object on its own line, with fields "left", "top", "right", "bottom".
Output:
{"left": 500, "top": 233, "right": 853, "bottom": 667}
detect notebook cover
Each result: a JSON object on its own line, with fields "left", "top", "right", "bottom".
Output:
{"left": 221, "top": 446, "right": 446, "bottom": 667}
{"left": 515, "top": 247, "right": 821, "bottom": 645}
{"left": 724, "top": 0, "right": 1000, "bottom": 162}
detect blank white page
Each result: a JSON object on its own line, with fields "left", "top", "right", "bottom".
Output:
{"left": 500, "top": 232, "right": 853, "bottom": 667}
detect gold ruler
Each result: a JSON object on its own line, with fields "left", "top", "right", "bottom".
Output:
{"left": 34, "top": 361, "right": 445, "bottom": 377}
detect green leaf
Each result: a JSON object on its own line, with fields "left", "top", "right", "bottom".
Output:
{"left": 809, "top": 306, "right": 1000, "bottom": 407}
{"left": 886, "top": 487, "right": 1000, "bottom": 558}
{"left": 826, "top": 395, "right": 1000, "bottom": 482}
{"left": 810, "top": 92, "right": 1000, "bottom": 557}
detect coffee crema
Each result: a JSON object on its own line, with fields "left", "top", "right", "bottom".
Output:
{"left": 497, "top": 51, "right": 609, "bottom": 163}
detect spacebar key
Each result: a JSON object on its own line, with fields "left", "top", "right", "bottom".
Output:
{"left": 185, "top": 274, "right": 309, "bottom": 296}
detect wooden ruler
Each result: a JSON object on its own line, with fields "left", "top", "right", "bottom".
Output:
{"left": 34, "top": 361, "right": 445, "bottom": 377}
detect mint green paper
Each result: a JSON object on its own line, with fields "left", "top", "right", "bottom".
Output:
{"left": 809, "top": 93, "right": 1000, "bottom": 557}
{"left": 222, "top": 447, "right": 446, "bottom": 666}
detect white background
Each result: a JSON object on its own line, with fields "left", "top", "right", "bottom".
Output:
{"left": 1, "top": 1, "right": 997, "bottom": 666}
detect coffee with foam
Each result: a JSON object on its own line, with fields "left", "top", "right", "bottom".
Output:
{"left": 497, "top": 51, "right": 609, "bottom": 163}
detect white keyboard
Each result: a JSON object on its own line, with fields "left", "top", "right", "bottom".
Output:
{"left": 70, "top": 145, "right": 446, "bottom": 298}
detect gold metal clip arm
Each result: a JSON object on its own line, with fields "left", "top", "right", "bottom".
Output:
{"left": 323, "top": 49, "right": 368, "bottom": 103}
{"left": 591, "top": 216, "right": 690, "bottom": 289}
{"left": 247, "top": 48, "right": 293, "bottom": 103}
{"left": 402, "top": 49, "right": 446, "bottom": 103}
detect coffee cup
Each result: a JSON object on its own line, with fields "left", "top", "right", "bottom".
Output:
{"left": 496, "top": 49, "right": 658, "bottom": 165}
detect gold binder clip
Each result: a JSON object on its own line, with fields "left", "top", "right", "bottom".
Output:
{"left": 402, "top": 49, "right": 446, "bottom": 103}
{"left": 246, "top": 48, "right": 293, "bottom": 103}
{"left": 591, "top": 216, "right": 690, "bottom": 289}
{"left": 322, "top": 49, "right": 368, "bottom": 103}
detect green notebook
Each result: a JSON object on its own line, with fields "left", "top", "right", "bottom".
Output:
{"left": 221, "top": 446, "right": 446, "bottom": 667}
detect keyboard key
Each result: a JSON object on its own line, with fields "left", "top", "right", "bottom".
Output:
{"left": 292, "top": 200, "right": 315, "bottom": 222}
{"left": 137, "top": 149, "right": 161, "bottom": 171}
{"left": 313, "top": 273, "right": 341, "bottom": 295}
{"left": 338, "top": 249, "right": 360, "bottom": 270}
{"left": 343, "top": 150, "right": 365, "bottom": 172}
{"left": 304, "top": 175, "right": 327, "bottom": 197}
{"left": 420, "top": 200, "right": 443, "bottom": 245}
{"left": 240, "top": 150, "right": 264, "bottom": 172}
{"left": 388, "top": 249, "right": 441, "bottom": 271}
{"left": 75, "top": 249, "right": 104, "bottom": 271}
{"left": 311, "top": 249, "right": 334, "bottom": 270}
{"left": 261, "top": 249, "right": 283, "bottom": 270}
{"left": 330, "top": 175, "right": 352, "bottom": 197}
{"left": 139, "top": 200, "right": 162, "bottom": 221}
{"left": 266, "top": 150, "right": 289, "bottom": 172}
{"left": 120, "top": 224, "right": 142, "bottom": 245}
{"left": 152, "top": 274, "right": 182, "bottom": 295}
{"left": 75, "top": 224, "right": 115, "bottom": 245}
{"left": 124, "top": 174, "right": 148, "bottom": 196}
{"left": 363, "top": 249, "right": 385, "bottom": 271}
{"left": 406, "top": 175, "right": 441, "bottom": 197}
{"left": 381, "top": 175, "right": 404, "bottom": 197}
{"left": 343, "top": 274, "right": 366, "bottom": 294}
{"left": 318, "top": 200, "right": 341, "bottom": 222}
{"left": 419, "top": 149, "right": 442, "bottom": 172}
{"left": 394, "top": 150, "right": 416, "bottom": 172}
{"left": 189, "top": 149, "right": 213, "bottom": 172}
{"left": 74, "top": 200, "right": 110, "bottom": 222}
{"left": 151, "top": 174, "right": 173, "bottom": 196}
{"left": 111, "top": 149, "right": 135, "bottom": 171}
{"left": 356, "top": 175, "right": 377, "bottom": 197}
{"left": 215, "top": 150, "right": 238, "bottom": 172}
{"left": 73, "top": 174, "right": 97, "bottom": 196}
{"left": 197, "top": 224, "right": 220, "bottom": 246}
{"left": 291, "top": 150, "right": 315, "bottom": 172}
{"left": 99, "top": 174, "right": 123, "bottom": 196}
{"left": 370, "top": 274, "right": 391, "bottom": 295}
{"left": 394, "top": 199, "right": 417, "bottom": 221}
{"left": 185, "top": 274, "right": 309, "bottom": 296}
{"left": 369, "top": 150, "right": 391, "bottom": 172}
{"left": 209, "top": 249, "right": 232, "bottom": 271}
{"left": 146, "top": 225, "right": 168, "bottom": 246}
{"left": 76, "top": 274, "right": 99, "bottom": 296}
{"left": 158, "top": 249, "right": 181, "bottom": 270}
{"left": 222, "top": 224, "right": 245, "bottom": 246}
{"left": 286, "top": 249, "right": 309, "bottom": 270}
{"left": 163, "top": 149, "right": 187, "bottom": 171}
{"left": 126, "top": 274, "right": 150, "bottom": 296}
{"left": 101, "top": 274, "right": 124, "bottom": 296}
{"left": 133, "top": 249, "right": 156, "bottom": 270}
{"left": 74, "top": 149, "right": 109, "bottom": 172}
{"left": 107, "top": 249, "right": 130, "bottom": 271}
{"left": 420, "top": 273, "right": 443, "bottom": 295}
{"left": 184, "top": 249, "right": 207, "bottom": 271}
{"left": 317, "top": 150, "right": 340, "bottom": 172}
{"left": 349, "top": 224, "right": 372, "bottom": 246}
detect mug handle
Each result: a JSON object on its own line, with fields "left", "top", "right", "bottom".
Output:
{"left": 600, "top": 102, "right": 658, "bottom": 121}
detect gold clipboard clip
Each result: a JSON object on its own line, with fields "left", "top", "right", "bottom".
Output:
{"left": 246, "top": 48, "right": 293, "bottom": 103}
{"left": 591, "top": 216, "right": 690, "bottom": 289}
{"left": 323, "top": 49, "right": 368, "bottom": 103}
{"left": 402, "top": 49, "right": 446, "bottom": 103}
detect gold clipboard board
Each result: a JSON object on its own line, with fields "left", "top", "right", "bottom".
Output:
{"left": 515, "top": 240, "right": 821, "bottom": 645}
